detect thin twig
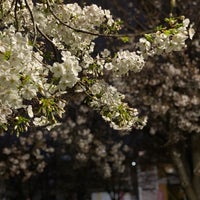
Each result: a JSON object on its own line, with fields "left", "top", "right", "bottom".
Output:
{"left": 24, "top": 0, "right": 37, "bottom": 46}
{"left": 46, "top": 0, "right": 151, "bottom": 38}
{"left": 14, "top": 0, "right": 19, "bottom": 31}
{"left": 36, "top": 25, "right": 60, "bottom": 61}
{"left": 170, "top": 0, "right": 177, "bottom": 16}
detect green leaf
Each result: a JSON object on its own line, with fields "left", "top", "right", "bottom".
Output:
{"left": 120, "top": 36, "right": 129, "bottom": 43}
{"left": 13, "top": 116, "right": 30, "bottom": 136}
{"left": 4, "top": 50, "right": 11, "bottom": 60}
{"left": 144, "top": 34, "right": 153, "bottom": 42}
{"left": 156, "top": 25, "right": 163, "bottom": 31}
{"left": 164, "top": 30, "right": 171, "bottom": 36}
{"left": 0, "top": 123, "right": 8, "bottom": 132}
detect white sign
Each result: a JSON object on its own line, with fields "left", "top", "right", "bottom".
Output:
{"left": 137, "top": 165, "right": 158, "bottom": 200}
{"left": 91, "top": 192, "right": 135, "bottom": 200}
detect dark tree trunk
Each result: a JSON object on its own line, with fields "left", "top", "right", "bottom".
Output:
{"left": 192, "top": 133, "right": 200, "bottom": 200}
{"left": 170, "top": 146, "right": 198, "bottom": 200}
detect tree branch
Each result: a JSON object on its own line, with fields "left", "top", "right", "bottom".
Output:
{"left": 24, "top": 0, "right": 37, "bottom": 45}
{"left": 46, "top": 0, "right": 151, "bottom": 39}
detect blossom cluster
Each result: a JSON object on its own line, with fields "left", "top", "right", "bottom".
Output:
{"left": 33, "top": 2, "right": 118, "bottom": 53}
{"left": 0, "top": 26, "right": 47, "bottom": 124}
{"left": 50, "top": 51, "right": 82, "bottom": 91}
{"left": 104, "top": 50, "right": 145, "bottom": 76}
{"left": 138, "top": 17, "right": 195, "bottom": 58}
{"left": 89, "top": 80, "right": 147, "bottom": 130}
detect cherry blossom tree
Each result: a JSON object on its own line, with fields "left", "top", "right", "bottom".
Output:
{"left": 0, "top": 0, "right": 197, "bottom": 199}
{"left": 0, "top": 0, "right": 194, "bottom": 133}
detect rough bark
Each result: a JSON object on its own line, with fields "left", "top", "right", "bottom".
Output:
{"left": 170, "top": 146, "right": 198, "bottom": 200}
